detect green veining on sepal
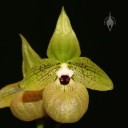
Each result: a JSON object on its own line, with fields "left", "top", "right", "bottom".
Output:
{"left": 20, "top": 34, "right": 42, "bottom": 77}
{"left": 47, "top": 7, "right": 81, "bottom": 62}
{"left": 20, "top": 59, "right": 61, "bottom": 91}
{"left": 68, "top": 57, "right": 113, "bottom": 91}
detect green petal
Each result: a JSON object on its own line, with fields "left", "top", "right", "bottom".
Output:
{"left": 47, "top": 7, "right": 81, "bottom": 62}
{"left": 0, "top": 81, "right": 21, "bottom": 108}
{"left": 20, "top": 59, "right": 60, "bottom": 90}
{"left": 20, "top": 34, "right": 42, "bottom": 77}
{"left": 68, "top": 57, "right": 113, "bottom": 91}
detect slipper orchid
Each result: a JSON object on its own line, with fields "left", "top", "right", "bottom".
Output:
{"left": 0, "top": 7, "right": 113, "bottom": 123}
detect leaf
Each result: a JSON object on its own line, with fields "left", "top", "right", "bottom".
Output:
{"left": 20, "top": 59, "right": 61, "bottom": 90}
{"left": 20, "top": 34, "right": 42, "bottom": 77}
{"left": 0, "top": 81, "right": 21, "bottom": 108}
{"left": 47, "top": 7, "right": 81, "bottom": 62}
{"left": 68, "top": 57, "right": 113, "bottom": 91}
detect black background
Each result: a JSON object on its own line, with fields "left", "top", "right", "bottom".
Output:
{"left": 0, "top": 0, "right": 127, "bottom": 128}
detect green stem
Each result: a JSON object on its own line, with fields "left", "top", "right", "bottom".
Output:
{"left": 36, "top": 119, "right": 44, "bottom": 128}
{"left": 36, "top": 119, "right": 62, "bottom": 128}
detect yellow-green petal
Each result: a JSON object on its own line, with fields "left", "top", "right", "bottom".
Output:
{"left": 47, "top": 7, "right": 81, "bottom": 62}
{"left": 20, "top": 59, "right": 60, "bottom": 91}
{"left": 0, "top": 81, "right": 21, "bottom": 108}
{"left": 68, "top": 57, "right": 113, "bottom": 91}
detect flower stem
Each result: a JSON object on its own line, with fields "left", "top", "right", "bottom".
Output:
{"left": 36, "top": 119, "right": 62, "bottom": 128}
{"left": 36, "top": 119, "right": 44, "bottom": 128}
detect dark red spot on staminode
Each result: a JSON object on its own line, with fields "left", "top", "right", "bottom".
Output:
{"left": 59, "top": 75, "right": 70, "bottom": 85}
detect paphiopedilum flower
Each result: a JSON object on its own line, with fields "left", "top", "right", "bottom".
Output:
{"left": 0, "top": 7, "right": 113, "bottom": 123}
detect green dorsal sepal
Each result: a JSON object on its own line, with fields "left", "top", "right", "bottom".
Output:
{"left": 20, "top": 34, "right": 42, "bottom": 77}
{"left": 47, "top": 7, "right": 81, "bottom": 62}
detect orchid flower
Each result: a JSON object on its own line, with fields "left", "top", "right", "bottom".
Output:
{"left": 0, "top": 7, "right": 113, "bottom": 124}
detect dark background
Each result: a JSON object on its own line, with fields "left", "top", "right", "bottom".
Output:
{"left": 0, "top": 0, "right": 127, "bottom": 128}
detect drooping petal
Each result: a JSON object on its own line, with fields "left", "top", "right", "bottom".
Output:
{"left": 68, "top": 57, "right": 113, "bottom": 91}
{"left": 20, "top": 34, "right": 42, "bottom": 77}
{"left": 20, "top": 59, "right": 61, "bottom": 91}
{"left": 0, "top": 81, "right": 21, "bottom": 108}
{"left": 43, "top": 79, "right": 89, "bottom": 123}
{"left": 10, "top": 90, "right": 45, "bottom": 121}
{"left": 47, "top": 7, "right": 81, "bottom": 62}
